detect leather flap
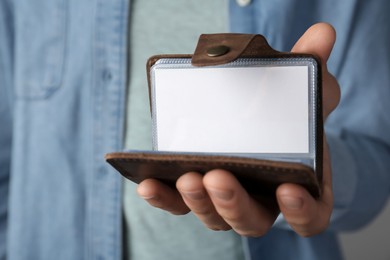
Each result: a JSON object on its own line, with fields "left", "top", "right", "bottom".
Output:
{"left": 192, "top": 33, "right": 281, "bottom": 66}
{"left": 106, "top": 152, "right": 321, "bottom": 198}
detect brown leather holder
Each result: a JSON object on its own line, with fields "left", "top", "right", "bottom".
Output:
{"left": 192, "top": 33, "right": 287, "bottom": 66}
{"left": 105, "top": 33, "right": 323, "bottom": 199}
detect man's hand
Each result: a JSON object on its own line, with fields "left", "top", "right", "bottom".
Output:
{"left": 137, "top": 23, "right": 340, "bottom": 237}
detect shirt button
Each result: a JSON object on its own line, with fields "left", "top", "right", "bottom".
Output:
{"left": 102, "top": 68, "right": 113, "bottom": 82}
{"left": 236, "top": 0, "right": 251, "bottom": 7}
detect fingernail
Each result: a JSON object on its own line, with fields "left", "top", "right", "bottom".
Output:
{"left": 280, "top": 196, "right": 303, "bottom": 210}
{"left": 139, "top": 194, "right": 157, "bottom": 200}
{"left": 207, "top": 188, "right": 234, "bottom": 201}
{"left": 182, "top": 190, "right": 206, "bottom": 200}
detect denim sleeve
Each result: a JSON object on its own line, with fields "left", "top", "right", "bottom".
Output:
{"left": 321, "top": 18, "right": 390, "bottom": 230}
{"left": 326, "top": 129, "right": 390, "bottom": 230}
{"left": 0, "top": 0, "right": 14, "bottom": 257}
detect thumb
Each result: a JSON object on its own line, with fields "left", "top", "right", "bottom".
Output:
{"left": 292, "top": 23, "right": 339, "bottom": 119}
{"left": 291, "top": 23, "right": 336, "bottom": 64}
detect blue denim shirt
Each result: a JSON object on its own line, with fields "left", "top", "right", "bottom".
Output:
{"left": 1, "top": 0, "right": 389, "bottom": 260}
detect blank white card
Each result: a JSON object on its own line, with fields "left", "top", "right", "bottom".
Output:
{"left": 152, "top": 65, "right": 309, "bottom": 154}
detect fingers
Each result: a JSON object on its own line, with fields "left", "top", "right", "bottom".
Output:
{"left": 202, "top": 170, "right": 278, "bottom": 237}
{"left": 176, "top": 172, "right": 231, "bottom": 231}
{"left": 138, "top": 170, "right": 278, "bottom": 237}
{"left": 276, "top": 136, "right": 334, "bottom": 237}
{"left": 137, "top": 178, "right": 190, "bottom": 215}
{"left": 276, "top": 182, "right": 333, "bottom": 237}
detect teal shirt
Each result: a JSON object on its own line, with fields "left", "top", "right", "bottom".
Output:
{"left": 124, "top": 1, "right": 245, "bottom": 259}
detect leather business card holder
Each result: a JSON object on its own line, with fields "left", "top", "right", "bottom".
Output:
{"left": 106, "top": 33, "right": 323, "bottom": 198}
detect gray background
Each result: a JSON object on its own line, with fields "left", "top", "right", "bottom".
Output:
{"left": 340, "top": 199, "right": 390, "bottom": 260}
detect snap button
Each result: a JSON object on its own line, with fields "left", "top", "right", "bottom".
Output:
{"left": 207, "top": 45, "right": 230, "bottom": 57}
{"left": 236, "top": 0, "right": 251, "bottom": 7}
